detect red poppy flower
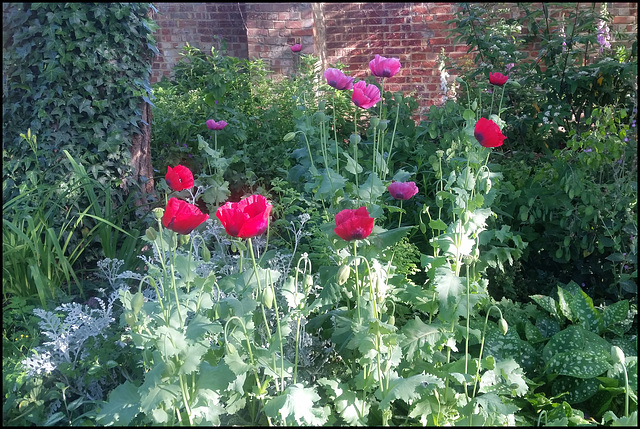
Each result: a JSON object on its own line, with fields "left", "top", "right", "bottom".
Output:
{"left": 324, "top": 68, "right": 354, "bottom": 90}
{"left": 165, "top": 165, "right": 194, "bottom": 192}
{"left": 216, "top": 194, "right": 272, "bottom": 239}
{"left": 352, "top": 80, "right": 381, "bottom": 110}
{"left": 388, "top": 181, "right": 419, "bottom": 200}
{"left": 162, "top": 197, "right": 209, "bottom": 235}
{"left": 474, "top": 118, "right": 506, "bottom": 148}
{"left": 489, "top": 72, "right": 509, "bottom": 86}
{"left": 290, "top": 43, "right": 302, "bottom": 53}
{"left": 369, "top": 54, "right": 401, "bottom": 78}
{"left": 334, "top": 206, "right": 375, "bottom": 241}
{"left": 206, "top": 119, "right": 228, "bottom": 130}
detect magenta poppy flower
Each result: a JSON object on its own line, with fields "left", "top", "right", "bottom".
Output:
{"left": 206, "top": 119, "right": 228, "bottom": 131}
{"left": 324, "top": 68, "right": 354, "bottom": 90}
{"left": 290, "top": 43, "right": 302, "bottom": 53}
{"left": 162, "top": 197, "right": 209, "bottom": 235}
{"left": 489, "top": 72, "right": 509, "bottom": 86}
{"left": 474, "top": 118, "right": 506, "bottom": 148}
{"left": 369, "top": 54, "right": 401, "bottom": 78}
{"left": 352, "top": 80, "right": 381, "bottom": 110}
{"left": 216, "top": 194, "right": 272, "bottom": 239}
{"left": 165, "top": 165, "right": 194, "bottom": 192}
{"left": 388, "top": 181, "right": 419, "bottom": 200}
{"left": 334, "top": 206, "right": 375, "bottom": 241}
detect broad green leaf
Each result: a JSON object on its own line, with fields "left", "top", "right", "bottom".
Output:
{"left": 140, "top": 383, "right": 181, "bottom": 416}
{"left": 343, "top": 152, "right": 363, "bottom": 175}
{"left": 318, "top": 378, "right": 370, "bottom": 426}
{"left": 434, "top": 266, "right": 463, "bottom": 304}
{"left": 546, "top": 350, "right": 611, "bottom": 378}
{"left": 379, "top": 374, "right": 433, "bottom": 409}
{"left": 551, "top": 376, "right": 600, "bottom": 403}
{"left": 400, "top": 316, "right": 442, "bottom": 362}
{"left": 358, "top": 172, "right": 386, "bottom": 202}
{"left": 603, "top": 300, "right": 629, "bottom": 328}
{"left": 96, "top": 381, "right": 140, "bottom": 425}
{"left": 155, "top": 325, "right": 187, "bottom": 358}
{"left": 263, "top": 384, "right": 328, "bottom": 426}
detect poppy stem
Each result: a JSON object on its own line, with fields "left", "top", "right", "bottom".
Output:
{"left": 354, "top": 106, "right": 360, "bottom": 205}
{"left": 332, "top": 92, "right": 339, "bottom": 172}
{"left": 353, "top": 241, "right": 361, "bottom": 324}
{"left": 398, "top": 200, "right": 403, "bottom": 229}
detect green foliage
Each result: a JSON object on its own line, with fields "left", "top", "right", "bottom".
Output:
{"left": 3, "top": 3, "right": 157, "bottom": 193}
{"left": 151, "top": 44, "right": 319, "bottom": 195}
{"left": 445, "top": 2, "right": 637, "bottom": 153}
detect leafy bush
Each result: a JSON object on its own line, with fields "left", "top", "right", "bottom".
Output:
{"left": 3, "top": 3, "right": 157, "bottom": 197}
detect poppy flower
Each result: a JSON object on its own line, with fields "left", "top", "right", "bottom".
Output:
{"left": 388, "top": 181, "right": 419, "bottom": 200}
{"left": 216, "top": 194, "right": 272, "bottom": 239}
{"left": 290, "top": 43, "right": 302, "bottom": 53}
{"left": 206, "top": 119, "right": 228, "bottom": 131}
{"left": 334, "top": 206, "right": 375, "bottom": 241}
{"left": 352, "top": 80, "right": 381, "bottom": 110}
{"left": 324, "top": 68, "right": 354, "bottom": 90}
{"left": 489, "top": 72, "right": 509, "bottom": 86}
{"left": 165, "top": 165, "right": 194, "bottom": 192}
{"left": 474, "top": 118, "right": 506, "bottom": 148}
{"left": 369, "top": 54, "right": 401, "bottom": 78}
{"left": 162, "top": 197, "right": 209, "bottom": 235}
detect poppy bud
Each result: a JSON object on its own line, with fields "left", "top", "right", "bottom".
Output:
{"left": 499, "top": 318, "right": 509, "bottom": 335}
{"left": 145, "top": 227, "right": 158, "bottom": 241}
{"left": 131, "top": 292, "right": 144, "bottom": 315}
{"left": 337, "top": 265, "right": 351, "bottom": 285}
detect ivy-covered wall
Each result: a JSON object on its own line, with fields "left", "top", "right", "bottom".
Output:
{"left": 2, "top": 3, "right": 158, "bottom": 199}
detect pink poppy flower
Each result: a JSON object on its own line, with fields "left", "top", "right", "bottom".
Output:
{"left": 352, "top": 80, "right": 381, "bottom": 110}
{"left": 369, "top": 54, "right": 401, "bottom": 78}
{"left": 324, "top": 68, "right": 354, "bottom": 90}
{"left": 290, "top": 43, "right": 302, "bottom": 53}
{"left": 206, "top": 119, "right": 228, "bottom": 131}
{"left": 334, "top": 206, "right": 375, "bottom": 241}
{"left": 388, "top": 181, "right": 419, "bottom": 200}
{"left": 489, "top": 72, "right": 509, "bottom": 86}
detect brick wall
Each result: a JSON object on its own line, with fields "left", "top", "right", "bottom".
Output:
{"left": 150, "top": 2, "right": 638, "bottom": 114}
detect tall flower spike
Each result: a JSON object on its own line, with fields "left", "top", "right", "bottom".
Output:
{"left": 352, "top": 80, "right": 381, "bottom": 110}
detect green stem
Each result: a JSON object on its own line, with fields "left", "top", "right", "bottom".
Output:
{"left": 384, "top": 101, "right": 401, "bottom": 181}
{"left": 353, "top": 241, "right": 361, "bottom": 323}
{"left": 471, "top": 305, "right": 504, "bottom": 399}
{"left": 354, "top": 106, "right": 360, "bottom": 204}
{"left": 398, "top": 200, "right": 403, "bottom": 229}
{"left": 332, "top": 93, "right": 340, "bottom": 172}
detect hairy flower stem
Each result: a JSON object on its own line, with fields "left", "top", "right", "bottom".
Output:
{"left": 247, "top": 238, "right": 273, "bottom": 341}
{"left": 383, "top": 101, "right": 401, "bottom": 182}
{"left": 354, "top": 106, "right": 360, "bottom": 205}
{"left": 293, "top": 254, "right": 312, "bottom": 384}
{"left": 332, "top": 93, "right": 339, "bottom": 172}
{"left": 472, "top": 306, "right": 504, "bottom": 399}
